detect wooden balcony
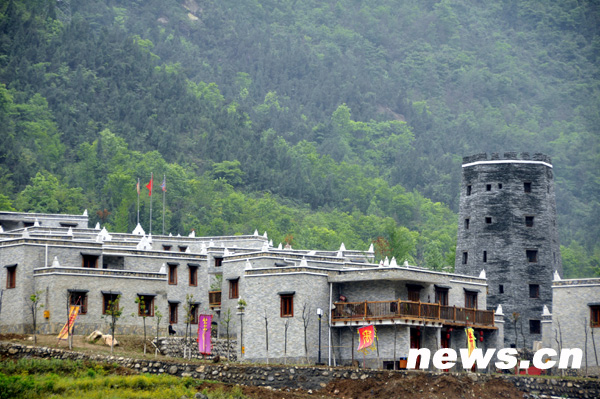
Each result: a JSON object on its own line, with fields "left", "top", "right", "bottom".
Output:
{"left": 332, "top": 300, "right": 495, "bottom": 328}
{"left": 209, "top": 291, "right": 221, "bottom": 308}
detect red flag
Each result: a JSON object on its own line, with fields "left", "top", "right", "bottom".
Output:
{"left": 146, "top": 174, "right": 153, "bottom": 196}
{"left": 357, "top": 325, "right": 376, "bottom": 351}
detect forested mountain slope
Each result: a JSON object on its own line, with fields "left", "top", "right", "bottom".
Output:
{"left": 0, "top": 0, "right": 598, "bottom": 277}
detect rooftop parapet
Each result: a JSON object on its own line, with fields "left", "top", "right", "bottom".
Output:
{"left": 462, "top": 152, "right": 552, "bottom": 165}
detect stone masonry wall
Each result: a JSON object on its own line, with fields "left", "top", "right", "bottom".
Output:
{"left": 1, "top": 341, "right": 599, "bottom": 398}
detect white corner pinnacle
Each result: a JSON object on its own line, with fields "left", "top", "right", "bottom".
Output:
{"left": 223, "top": 248, "right": 230, "bottom": 257}
{"left": 95, "top": 222, "right": 100, "bottom": 230}
{"left": 52, "top": 256, "right": 60, "bottom": 267}
{"left": 245, "top": 259, "right": 252, "bottom": 270}
{"left": 542, "top": 305, "right": 551, "bottom": 316}
{"left": 390, "top": 257, "right": 398, "bottom": 267}
{"left": 83, "top": 209, "right": 88, "bottom": 216}
{"left": 132, "top": 223, "right": 145, "bottom": 235}
{"left": 384, "top": 256, "right": 390, "bottom": 267}
{"left": 553, "top": 270, "right": 561, "bottom": 281}
{"left": 67, "top": 227, "right": 73, "bottom": 236}
{"left": 300, "top": 257, "right": 308, "bottom": 267}
{"left": 478, "top": 269, "right": 486, "bottom": 279}
{"left": 22, "top": 228, "right": 29, "bottom": 238}
{"left": 159, "top": 263, "right": 166, "bottom": 274}
{"left": 189, "top": 230, "right": 196, "bottom": 238}
{"left": 0, "top": 225, "right": 4, "bottom": 233}
{"left": 367, "top": 243, "right": 374, "bottom": 253}
{"left": 339, "top": 242, "right": 346, "bottom": 252}
{"left": 263, "top": 231, "right": 268, "bottom": 238}
{"left": 496, "top": 305, "right": 504, "bottom": 316}
{"left": 33, "top": 218, "right": 40, "bottom": 227}
{"left": 277, "top": 242, "right": 283, "bottom": 250}
{"left": 253, "top": 229, "right": 259, "bottom": 236}
{"left": 269, "top": 239, "right": 273, "bottom": 247}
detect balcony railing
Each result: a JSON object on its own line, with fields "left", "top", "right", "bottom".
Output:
{"left": 209, "top": 291, "right": 221, "bottom": 308}
{"left": 332, "top": 300, "right": 495, "bottom": 327}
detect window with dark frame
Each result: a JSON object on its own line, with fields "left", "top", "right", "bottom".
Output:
{"left": 435, "top": 288, "right": 449, "bottom": 306}
{"left": 464, "top": 218, "right": 470, "bottom": 230}
{"left": 168, "top": 264, "right": 177, "bottom": 285}
{"left": 229, "top": 279, "right": 239, "bottom": 299}
{"left": 485, "top": 217, "right": 492, "bottom": 224}
{"left": 102, "top": 293, "right": 119, "bottom": 315}
{"left": 498, "top": 183, "right": 503, "bottom": 189}
{"left": 486, "top": 184, "right": 492, "bottom": 191}
{"left": 169, "top": 302, "right": 178, "bottom": 324}
{"left": 529, "top": 320, "right": 541, "bottom": 334}
{"left": 189, "top": 266, "right": 198, "bottom": 286}
{"left": 137, "top": 295, "right": 155, "bottom": 317}
{"left": 178, "top": 246, "right": 187, "bottom": 253}
{"left": 591, "top": 306, "right": 600, "bottom": 328}
{"left": 162, "top": 245, "right": 172, "bottom": 251}
{"left": 466, "top": 185, "right": 472, "bottom": 196}
{"left": 526, "top": 250, "right": 538, "bottom": 263}
{"left": 214, "top": 257, "right": 223, "bottom": 267}
{"left": 6, "top": 265, "right": 16, "bottom": 289}
{"left": 462, "top": 251, "right": 468, "bottom": 265}
{"left": 465, "top": 291, "right": 478, "bottom": 309}
{"left": 483, "top": 251, "right": 487, "bottom": 263}
{"left": 524, "top": 182, "right": 532, "bottom": 193}
{"left": 82, "top": 254, "right": 98, "bottom": 268}
{"left": 525, "top": 216, "right": 534, "bottom": 227}
{"left": 69, "top": 291, "right": 88, "bottom": 314}
{"left": 280, "top": 294, "right": 294, "bottom": 317}
{"left": 529, "top": 284, "right": 540, "bottom": 298}
{"left": 499, "top": 285, "right": 504, "bottom": 294}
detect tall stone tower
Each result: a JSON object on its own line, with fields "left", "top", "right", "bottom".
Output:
{"left": 455, "top": 152, "right": 562, "bottom": 349}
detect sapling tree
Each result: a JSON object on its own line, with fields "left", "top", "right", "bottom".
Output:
{"left": 283, "top": 318, "right": 290, "bottom": 365}
{"left": 29, "top": 290, "right": 43, "bottom": 344}
{"left": 103, "top": 295, "right": 123, "bottom": 355}
{"left": 301, "top": 302, "right": 311, "bottom": 364}
{"left": 134, "top": 296, "right": 151, "bottom": 355}
{"left": 221, "top": 308, "right": 234, "bottom": 360}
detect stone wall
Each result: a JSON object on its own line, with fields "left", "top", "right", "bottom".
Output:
{"left": 1, "top": 341, "right": 599, "bottom": 398}
{"left": 155, "top": 337, "right": 237, "bottom": 361}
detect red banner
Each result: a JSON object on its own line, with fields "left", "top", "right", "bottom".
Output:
{"left": 198, "top": 314, "right": 212, "bottom": 355}
{"left": 357, "top": 325, "right": 376, "bottom": 351}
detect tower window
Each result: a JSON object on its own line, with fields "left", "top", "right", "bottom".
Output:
{"left": 168, "top": 264, "right": 177, "bottom": 285}
{"left": 526, "top": 250, "right": 538, "bottom": 263}
{"left": 498, "top": 183, "right": 503, "bottom": 189}
{"left": 6, "top": 265, "right": 16, "bottom": 289}
{"left": 483, "top": 251, "right": 487, "bottom": 263}
{"left": 280, "top": 294, "right": 294, "bottom": 317}
{"left": 529, "top": 284, "right": 539, "bottom": 298}
{"left": 466, "top": 185, "right": 472, "bottom": 196}
{"left": 462, "top": 252, "right": 468, "bottom": 265}
{"left": 591, "top": 305, "right": 600, "bottom": 328}
{"left": 486, "top": 184, "right": 492, "bottom": 191}
{"left": 524, "top": 182, "right": 532, "bottom": 193}
{"left": 485, "top": 217, "right": 492, "bottom": 224}
{"left": 529, "top": 320, "right": 541, "bottom": 334}
{"left": 214, "top": 257, "right": 223, "bottom": 267}
{"left": 525, "top": 216, "right": 534, "bottom": 227}
{"left": 499, "top": 285, "right": 504, "bottom": 294}
{"left": 464, "top": 218, "right": 470, "bottom": 230}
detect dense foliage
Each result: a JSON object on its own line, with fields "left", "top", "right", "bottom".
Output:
{"left": 0, "top": 0, "right": 598, "bottom": 276}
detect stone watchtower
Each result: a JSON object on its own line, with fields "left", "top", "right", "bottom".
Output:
{"left": 455, "top": 152, "right": 562, "bottom": 349}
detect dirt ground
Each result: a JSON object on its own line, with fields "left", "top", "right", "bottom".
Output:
{"left": 197, "top": 372, "right": 527, "bottom": 399}
{"left": 1, "top": 334, "right": 528, "bottom": 399}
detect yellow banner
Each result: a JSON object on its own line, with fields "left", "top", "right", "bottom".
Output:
{"left": 57, "top": 306, "right": 80, "bottom": 340}
{"left": 465, "top": 327, "right": 477, "bottom": 356}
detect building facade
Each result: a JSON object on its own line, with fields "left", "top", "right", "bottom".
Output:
{"left": 0, "top": 210, "right": 502, "bottom": 369}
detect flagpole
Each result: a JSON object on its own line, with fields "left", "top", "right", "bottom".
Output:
{"left": 137, "top": 178, "right": 140, "bottom": 226}
{"left": 149, "top": 173, "right": 153, "bottom": 235}
{"left": 162, "top": 174, "right": 166, "bottom": 235}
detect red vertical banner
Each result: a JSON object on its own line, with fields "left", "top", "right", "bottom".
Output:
{"left": 198, "top": 314, "right": 212, "bottom": 355}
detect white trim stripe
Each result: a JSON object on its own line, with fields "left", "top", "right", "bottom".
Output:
{"left": 462, "top": 160, "right": 552, "bottom": 168}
